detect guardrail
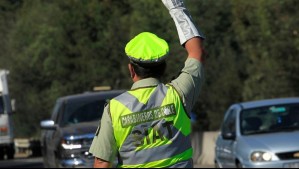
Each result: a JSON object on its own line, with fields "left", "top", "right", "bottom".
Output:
{"left": 192, "top": 131, "right": 219, "bottom": 166}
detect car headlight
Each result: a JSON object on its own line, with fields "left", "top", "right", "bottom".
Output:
{"left": 251, "top": 151, "right": 272, "bottom": 162}
{"left": 61, "top": 139, "right": 82, "bottom": 150}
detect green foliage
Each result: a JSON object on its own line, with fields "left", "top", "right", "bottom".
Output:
{"left": 0, "top": 0, "right": 299, "bottom": 136}
{"left": 0, "top": 0, "right": 22, "bottom": 68}
{"left": 230, "top": 0, "right": 299, "bottom": 101}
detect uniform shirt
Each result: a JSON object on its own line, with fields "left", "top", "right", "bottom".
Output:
{"left": 89, "top": 58, "right": 204, "bottom": 162}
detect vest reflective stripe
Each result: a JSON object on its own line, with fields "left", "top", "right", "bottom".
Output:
{"left": 114, "top": 84, "right": 167, "bottom": 112}
{"left": 167, "top": 159, "right": 193, "bottom": 168}
{"left": 121, "top": 149, "right": 193, "bottom": 168}
{"left": 110, "top": 83, "right": 192, "bottom": 168}
{"left": 120, "top": 126, "right": 191, "bottom": 165}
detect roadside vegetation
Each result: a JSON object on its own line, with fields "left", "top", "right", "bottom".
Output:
{"left": 0, "top": 0, "right": 298, "bottom": 137}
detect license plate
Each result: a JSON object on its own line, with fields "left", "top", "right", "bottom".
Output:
{"left": 283, "top": 162, "right": 299, "bottom": 168}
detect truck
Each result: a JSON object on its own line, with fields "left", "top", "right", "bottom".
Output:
{"left": 0, "top": 69, "right": 15, "bottom": 159}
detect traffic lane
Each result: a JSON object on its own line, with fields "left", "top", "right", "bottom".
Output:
{"left": 0, "top": 156, "right": 213, "bottom": 168}
{"left": 194, "top": 164, "right": 214, "bottom": 168}
{"left": 0, "top": 157, "right": 214, "bottom": 168}
{"left": 0, "top": 157, "right": 44, "bottom": 168}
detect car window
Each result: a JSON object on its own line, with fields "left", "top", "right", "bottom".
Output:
{"left": 61, "top": 99, "right": 106, "bottom": 126}
{"left": 221, "top": 108, "right": 237, "bottom": 134}
{"left": 240, "top": 103, "right": 299, "bottom": 135}
{"left": 51, "top": 101, "right": 62, "bottom": 122}
{"left": 55, "top": 102, "right": 65, "bottom": 124}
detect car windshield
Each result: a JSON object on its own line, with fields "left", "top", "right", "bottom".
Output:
{"left": 240, "top": 103, "right": 299, "bottom": 135}
{"left": 0, "top": 97, "right": 4, "bottom": 114}
{"left": 61, "top": 99, "right": 106, "bottom": 126}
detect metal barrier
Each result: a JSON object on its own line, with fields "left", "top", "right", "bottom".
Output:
{"left": 192, "top": 131, "right": 219, "bottom": 166}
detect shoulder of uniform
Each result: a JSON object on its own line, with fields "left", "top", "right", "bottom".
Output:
{"left": 166, "top": 83, "right": 175, "bottom": 89}
{"left": 107, "top": 103, "right": 112, "bottom": 119}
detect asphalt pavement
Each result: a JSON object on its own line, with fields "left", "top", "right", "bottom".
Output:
{"left": 194, "top": 164, "right": 214, "bottom": 168}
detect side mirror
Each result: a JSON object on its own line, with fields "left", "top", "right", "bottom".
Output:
{"left": 222, "top": 132, "right": 236, "bottom": 140}
{"left": 40, "top": 120, "right": 58, "bottom": 130}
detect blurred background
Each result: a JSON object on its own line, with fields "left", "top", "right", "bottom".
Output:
{"left": 0, "top": 0, "right": 298, "bottom": 144}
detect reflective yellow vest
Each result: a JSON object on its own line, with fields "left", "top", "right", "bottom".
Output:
{"left": 109, "top": 83, "right": 193, "bottom": 168}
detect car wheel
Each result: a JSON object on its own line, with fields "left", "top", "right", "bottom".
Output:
{"left": 7, "top": 151, "right": 14, "bottom": 159}
{"left": 7, "top": 145, "right": 15, "bottom": 159}
{"left": 236, "top": 162, "right": 243, "bottom": 168}
{"left": 0, "top": 151, "right": 4, "bottom": 160}
{"left": 55, "top": 157, "right": 63, "bottom": 168}
{"left": 42, "top": 156, "right": 50, "bottom": 168}
{"left": 215, "top": 161, "right": 220, "bottom": 168}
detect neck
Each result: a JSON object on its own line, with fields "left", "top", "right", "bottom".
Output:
{"left": 132, "top": 75, "right": 142, "bottom": 82}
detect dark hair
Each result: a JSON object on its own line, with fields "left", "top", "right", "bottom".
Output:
{"left": 130, "top": 60, "right": 167, "bottom": 79}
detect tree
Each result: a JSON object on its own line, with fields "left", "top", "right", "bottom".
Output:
{"left": 231, "top": 0, "right": 299, "bottom": 100}
{"left": 0, "top": 0, "right": 22, "bottom": 68}
{"left": 2, "top": 0, "right": 299, "bottom": 136}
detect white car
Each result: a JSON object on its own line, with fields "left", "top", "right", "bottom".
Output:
{"left": 215, "top": 97, "right": 299, "bottom": 168}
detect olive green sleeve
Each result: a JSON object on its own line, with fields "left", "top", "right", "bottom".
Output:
{"left": 89, "top": 105, "right": 117, "bottom": 162}
{"left": 169, "top": 58, "right": 204, "bottom": 114}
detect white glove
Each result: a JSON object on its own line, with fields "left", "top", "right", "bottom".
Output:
{"left": 162, "top": 0, "right": 205, "bottom": 45}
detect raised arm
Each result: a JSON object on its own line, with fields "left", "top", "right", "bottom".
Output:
{"left": 185, "top": 37, "right": 205, "bottom": 62}
{"left": 162, "top": 0, "right": 205, "bottom": 62}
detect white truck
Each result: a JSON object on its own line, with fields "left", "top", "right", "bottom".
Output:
{"left": 0, "top": 69, "right": 15, "bottom": 159}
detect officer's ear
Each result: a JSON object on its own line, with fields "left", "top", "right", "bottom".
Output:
{"left": 128, "top": 63, "right": 135, "bottom": 78}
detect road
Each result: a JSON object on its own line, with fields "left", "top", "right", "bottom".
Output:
{"left": 0, "top": 154, "right": 213, "bottom": 168}
{"left": 0, "top": 155, "right": 44, "bottom": 168}
{"left": 195, "top": 164, "right": 214, "bottom": 168}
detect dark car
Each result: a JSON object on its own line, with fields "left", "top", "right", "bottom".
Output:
{"left": 40, "top": 90, "right": 125, "bottom": 168}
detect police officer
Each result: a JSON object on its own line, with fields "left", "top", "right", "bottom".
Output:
{"left": 89, "top": 0, "right": 205, "bottom": 167}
